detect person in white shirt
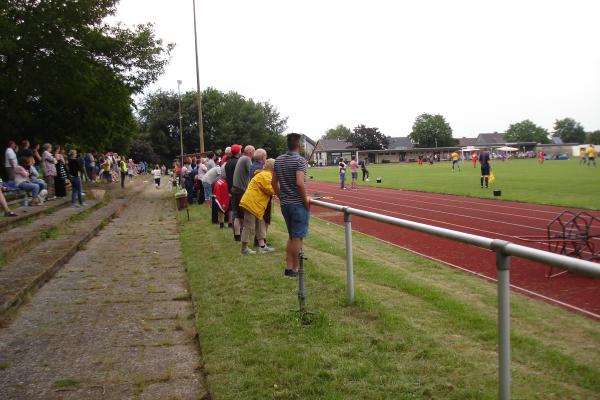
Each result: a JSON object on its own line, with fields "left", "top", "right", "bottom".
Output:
{"left": 4, "top": 140, "right": 18, "bottom": 180}
{"left": 152, "top": 165, "right": 162, "bottom": 188}
{"left": 338, "top": 159, "right": 347, "bottom": 190}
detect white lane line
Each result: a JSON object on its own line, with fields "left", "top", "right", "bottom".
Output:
{"left": 312, "top": 214, "right": 600, "bottom": 320}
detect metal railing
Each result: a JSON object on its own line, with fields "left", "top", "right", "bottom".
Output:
{"left": 309, "top": 198, "right": 600, "bottom": 400}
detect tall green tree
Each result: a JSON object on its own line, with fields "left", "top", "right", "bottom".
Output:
{"left": 586, "top": 131, "right": 600, "bottom": 145}
{"left": 321, "top": 124, "right": 352, "bottom": 140}
{"left": 504, "top": 120, "right": 550, "bottom": 143}
{"left": 0, "top": 0, "right": 173, "bottom": 151}
{"left": 137, "top": 88, "right": 288, "bottom": 162}
{"left": 348, "top": 125, "right": 389, "bottom": 150}
{"left": 553, "top": 118, "right": 586, "bottom": 144}
{"left": 408, "top": 114, "right": 455, "bottom": 148}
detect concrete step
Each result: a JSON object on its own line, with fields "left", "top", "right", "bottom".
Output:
{"left": 0, "top": 197, "right": 70, "bottom": 233}
{"left": 0, "top": 182, "right": 145, "bottom": 320}
{"left": 0, "top": 200, "right": 101, "bottom": 266}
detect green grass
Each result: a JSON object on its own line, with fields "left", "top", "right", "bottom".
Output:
{"left": 308, "top": 159, "right": 600, "bottom": 209}
{"left": 52, "top": 378, "right": 80, "bottom": 391}
{"left": 178, "top": 205, "right": 600, "bottom": 399}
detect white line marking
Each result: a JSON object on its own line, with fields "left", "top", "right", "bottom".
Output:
{"left": 312, "top": 214, "right": 600, "bottom": 320}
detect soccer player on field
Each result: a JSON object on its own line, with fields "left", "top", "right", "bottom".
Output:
{"left": 451, "top": 151, "right": 461, "bottom": 172}
{"left": 587, "top": 144, "right": 597, "bottom": 167}
{"left": 538, "top": 150, "right": 545, "bottom": 164}
{"left": 579, "top": 147, "right": 587, "bottom": 164}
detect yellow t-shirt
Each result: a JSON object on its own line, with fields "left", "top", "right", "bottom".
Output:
{"left": 587, "top": 147, "right": 597, "bottom": 158}
{"left": 451, "top": 152, "right": 459, "bottom": 161}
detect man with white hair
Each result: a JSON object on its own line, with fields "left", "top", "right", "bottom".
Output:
{"left": 231, "top": 145, "right": 255, "bottom": 241}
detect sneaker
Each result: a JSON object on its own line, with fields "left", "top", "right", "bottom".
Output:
{"left": 234, "top": 234, "right": 241, "bottom": 242}
{"left": 72, "top": 204, "right": 80, "bottom": 208}
{"left": 365, "top": 178, "right": 370, "bottom": 182}
{"left": 241, "top": 247, "right": 256, "bottom": 255}
{"left": 81, "top": 202, "right": 88, "bottom": 207}
{"left": 259, "top": 245, "right": 275, "bottom": 253}
{"left": 288, "top": 270, "right": 298, "bottom": 278}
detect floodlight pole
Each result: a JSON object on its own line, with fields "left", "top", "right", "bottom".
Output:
{"left": 177, "top": 80, "right": 184, "bottom": 162}
{"left": 192, "top": 0, "right": 205, "bottom": 154}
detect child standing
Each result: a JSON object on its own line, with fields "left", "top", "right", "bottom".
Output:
{"left": 339, "top": 159, "right": 347, "bottom": 190}
{"left": 152, "top": 164, "right": 161, "bottom": 189}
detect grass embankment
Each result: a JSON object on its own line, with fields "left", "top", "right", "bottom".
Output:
{"left": 179, "top": 205, "right": 600, "bottom": 399}
{"left": 308, "top": 159, "right": 600, "bottom": 209}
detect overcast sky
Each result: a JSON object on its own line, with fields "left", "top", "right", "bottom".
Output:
{"left": 113, "top": 0, "right": 600, "bottom": 141}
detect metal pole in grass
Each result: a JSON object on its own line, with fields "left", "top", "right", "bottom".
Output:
{"left": 298, "top": 249, "right": 307, "bottom": 313}
{"left": 344, "top": 209, "right": 355, "bottom": 304}
{"left": 493, "top": 240, "right": 511, "bottom": 400}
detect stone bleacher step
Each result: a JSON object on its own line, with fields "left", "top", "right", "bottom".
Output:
{"left": 0, "top": 197, "right": 132, "bottom": 319}
{"left": 0, "top": 200, "right": 101, "bottom": 266}
{"left": 0, "top": 197, "right": 71, "bottom": 234}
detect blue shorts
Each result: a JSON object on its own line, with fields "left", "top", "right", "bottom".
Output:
{"left": 281, "top": 203, "right": 309, "bottom": 238}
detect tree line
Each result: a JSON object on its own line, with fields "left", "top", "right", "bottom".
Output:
{"left": 322, "top": 115, "right": 600, "bottom": 150}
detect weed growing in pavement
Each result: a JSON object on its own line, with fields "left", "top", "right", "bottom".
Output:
{"left": 53, "top": 378, "right": 80, "bottom": 391}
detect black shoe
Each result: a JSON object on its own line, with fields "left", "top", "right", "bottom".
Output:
{"left": 220, "top": 223, "right": 224, "bottom": 229}
{"left": 234, "top": 234, "right": 241, "bottom": 242}
{"left": 228, "top": 223, "right": 233, "bottom": 228}
{"left": 284, "top": 269, "right": 297, "bottom": 278}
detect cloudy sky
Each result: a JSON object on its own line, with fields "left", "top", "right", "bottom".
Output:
{"left": 113, "top": 0, "right": 600, "bottom": 140}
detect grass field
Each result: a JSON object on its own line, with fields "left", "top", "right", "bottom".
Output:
{"left": 178, "top": 205, "right": 600, "bottom": 399}
{"left": 308, "top": 159, "right": 600, "bottom": 209}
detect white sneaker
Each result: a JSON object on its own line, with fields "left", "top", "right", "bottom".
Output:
{"left": 365, "top": 178, "right": 370, "bottom": 182}
{"left": 259, "top": 245, "right": 275, "bottom": 253}
{"left": 241, "top": 247, "right": 256, "bottom": 255}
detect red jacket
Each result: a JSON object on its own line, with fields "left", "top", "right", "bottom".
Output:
{"left": 213, "top": 178, "right": 229, "bottom": 212}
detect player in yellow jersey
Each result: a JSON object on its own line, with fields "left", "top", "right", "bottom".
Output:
{"left": 579, "top": 147, "right": 587, "bottom": 164}
{"left": 450, "top": 151, "right": 461, "bottom": 172}
{"left": 587, "top": 144, "right": 596, "bottom": 167}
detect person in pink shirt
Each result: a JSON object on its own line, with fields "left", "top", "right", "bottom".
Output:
{"left": 349, "top": 156, "right": 359, "bottom": 190}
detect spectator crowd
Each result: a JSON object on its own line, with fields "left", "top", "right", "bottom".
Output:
{"left": 170, "top": 133, "right": 310, "bottom": 277}
{"left": 2, "top": 139, "right": 164, "bottom": 217}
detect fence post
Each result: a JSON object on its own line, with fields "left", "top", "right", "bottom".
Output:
{"left": 494, "top": 240, "right": 511, "bottom": 400}
{"left": 343, "top": 209, "right": 355, "bottom": 305}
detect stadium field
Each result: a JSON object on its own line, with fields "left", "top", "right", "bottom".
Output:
{"left": 308, "top": 158, "right": 600, "bottom": 209}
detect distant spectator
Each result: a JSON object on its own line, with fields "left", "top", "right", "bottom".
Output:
{"left": 68, "top": 150, "right": 85, "bottom": 207}
{"left": 350, "top": 156, "right": 358, "bottom": 189}
{"left": 84, "top": 152, "right": 96, "bottom": 181}
{"left": 15, "top": 156, "right": 41, "bottom": 206}
{"left": 32, "top": 143, "right": 42, "bottom": 169}
{"left": 239, "top": 158, "right": 276, "bottom": 254}
{"left": 225, "top": 144, "right": 242, "bottom": 237}
{"left": 231, "top": 145, "right": 256, "bottom": 241}
{"left": 127, "top": 159, "right": 135, "bottom": 181}
{"left": 42, "top": 143, "right": 57, "bottom": 199}
{"left": 338, "top": 159, "right": 347, "bottom": 190}
{"left": 54, "top": 147, "right": 68, "bottom": 198}
{"left": 207, "top": 152, "right": 216, "bottom": 170}
{"left": 17, "top": 140, "right": 33, "bottom": 159}
{"left": 4, "top": 140, "right": 18, "bottom": 180}
{"left": 152, "top": 164, "right": 162, "bottom": 189}
{"left": 479, "top": 149, "right": 491, "bottom": 189}
{"left": 118, "top": 156, "right": 127, "bottom": 188}
{"left": 213, "top": 174, "right": 229, "bottom": 228}
{"left": 273, "top": 133, "right": 309, "bottom": 278}
{"left": 360, "top": 157, "right": 370, "bottom": 181}
{"left": 196, "top": 159, "right": 209, "bottom": 203}
{"left": 221, "top": 146, "right": 232, "bottom": 166}
{"left": 27, "top": 156, "right": 48, "bottom": 200}
{"left": 100, "top": 157, "right": 112, "bottom": 184}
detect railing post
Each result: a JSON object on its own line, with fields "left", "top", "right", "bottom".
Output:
{"left": 343, "top": 209, "right": 355, "bottom": 305}
{"left": 494, "top": 240, "right": 511, "bottom": 400}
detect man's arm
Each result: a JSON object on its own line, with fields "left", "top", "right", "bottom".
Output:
{"left": 296, "top": 170, "right": 309, "bottom": 210}
{"left": 271, "top": 171, "right": 280, "bottom": 196}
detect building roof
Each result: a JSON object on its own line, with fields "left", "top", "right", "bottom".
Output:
{"left": 387, "top": 137, "right": 413, "bottom": 150}
{"left": 551, "top": 136, "right": 563, "bottom": 145}
{"left": 476, "top": 133, "right": 506, "bottom": 146}
{"left": 315, "top": 139, "right": 357, "bottom": 152}
{"left": 459, "top": 137, "right": 478, "bottom": 147}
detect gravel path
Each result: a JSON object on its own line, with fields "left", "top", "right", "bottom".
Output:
{"left": 0, "top": 181, "right": 207, "bottom": 399}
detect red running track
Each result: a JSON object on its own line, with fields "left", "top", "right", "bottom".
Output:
{"left": 306, "top": 181, "right": 600, "bottom": 319}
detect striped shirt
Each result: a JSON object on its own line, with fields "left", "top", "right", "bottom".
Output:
{"left": 274, "top": 151, "right": 307, "bottom": 205}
